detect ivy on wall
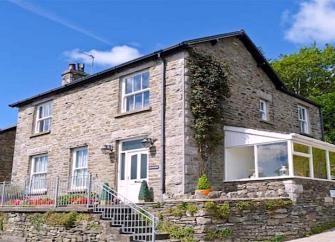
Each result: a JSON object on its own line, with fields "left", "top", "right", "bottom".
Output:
{"left": 187, "top": 48, "right": 230, "bottom": 175}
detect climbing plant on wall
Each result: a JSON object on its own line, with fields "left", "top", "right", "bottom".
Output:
{"left": 187, "top": 48, "right": 230, "bottom": 175}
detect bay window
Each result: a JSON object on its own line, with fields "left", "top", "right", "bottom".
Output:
{"left": 121, "top": 71, "right": 150, "bottom": 112}
{"left": 30, "top": 154, "right": 48, "bottom": 192}
{"left": 71, "top": 147, "right": 88, "bottom": 190}
{"left": 35, "top": 101, "right": 52, "bottom": 133}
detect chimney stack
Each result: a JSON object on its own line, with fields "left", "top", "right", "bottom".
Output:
{"left": 61, "top": 63, "right": 87, "bottom": 86}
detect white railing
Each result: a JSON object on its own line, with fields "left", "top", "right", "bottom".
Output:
{"left": 0, "top": 175, "right": 157, "bottom": 241}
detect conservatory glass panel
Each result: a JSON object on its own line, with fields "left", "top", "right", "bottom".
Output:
{"left": 293, "top": 155, "right": 310, "bottom": 177}
{"left": 330, "top": 151, "right": 335, "bottom": 180}
{"left": 312, "top": 148, "right": 327, "bottom": 179}
{"left": 225, "top": 146, "right": 254, "bottom": 180}
{"left": 257, "top": 142, "right": 289, "bottom": 177}
{"left": 293, "top": 143, "right": 310, "bottom": 154}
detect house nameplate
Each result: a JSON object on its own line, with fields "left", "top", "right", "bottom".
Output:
{"left": 330, "top": 190, "right": 335, "bottom": 198}
{"left": 149, "top": 165, "right": 159, "bottom": 170}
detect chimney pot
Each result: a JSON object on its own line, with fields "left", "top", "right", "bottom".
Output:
{"left": 61, "top": 63, "right": 87, "bottom": 86}
{"left": 68, "top": 63, "right": 76, "bottom": 71}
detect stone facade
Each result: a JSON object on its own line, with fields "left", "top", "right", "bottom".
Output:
{"left": 0, "top": 127, "right": 16, "bottom": 182}
{"left": 183, "top": 37, "right": 323, "bottom": 193}
{"left": 11, "top": 34, "right": 323, "bottom": 200}
{"left": 11, "top": 52, "right": 186, "bottom": 200}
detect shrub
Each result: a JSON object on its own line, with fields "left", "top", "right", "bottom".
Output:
{"left": 29, "top": 212, "right": 92, "bottom": 230}
{"left": 186, "top": 203, "right": 198, "bottom": 216}
{"left": 138, "top": 180, "right": 152, "bottom": 202}
{"left": 264, "top": 199, "right": 293, "bottom": 210}
{"left": 158, "top": 221, "right": 195, "bottom": 242}
{"left": 204, "top": 201, "right": 230, "bottom": 219}
{"left": 304, "top": 221, "right": 335, "bottom": 236}
{"left": 217, "top": 202, "right": 230, "bottom": 219}
{"left": 236, "top": 201, "right": 257, "bottom": 211}
{"left": 197, "top": 175, "right": 211, "bottom": 190}
{"left": 204, "top": 228, "right": 232, "bottom": 240}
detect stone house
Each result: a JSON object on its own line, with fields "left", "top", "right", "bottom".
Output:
{"left": 8, "top": 30, "right": 335, "bottom": 202}
{"left": 0, "top": 126, "right": 16, "bottom": 182}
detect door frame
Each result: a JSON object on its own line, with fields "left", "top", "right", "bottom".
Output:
{"left": 117, "top": 138, "right": 149, "bottom": 198}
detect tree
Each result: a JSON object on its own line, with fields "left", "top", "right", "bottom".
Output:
{"left": 271, "top": 44, "right": 335, "bottom": 143}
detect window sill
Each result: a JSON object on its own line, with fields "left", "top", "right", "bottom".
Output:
{"left": 30, "top": 131, "right": 51, "bottom": 138}
{"left": 115, "top": 107, "right": 152, "bottom": 118}
{"left": 260, "top": 120, "right": 273, "bottom": 125}
{"left": 299, "top": 132, "right": 314, "bottom": 138}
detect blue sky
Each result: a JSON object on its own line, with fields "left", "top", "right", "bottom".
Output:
{"left": 1, "top": 0, "right": 334, "bottom": 128}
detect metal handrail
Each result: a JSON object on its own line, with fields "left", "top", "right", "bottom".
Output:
{"left": 93, "top": 182, "right": 157, "bottom": 241}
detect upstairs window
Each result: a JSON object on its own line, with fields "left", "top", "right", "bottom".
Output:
{"left": 298, "top": 106, "right": 309, "bottom": 134}
{"left": 259, "top": 99, "right": 268, "bottom": 121}
{"left": 30, "top": 154, "right": 48, "bottom": 192}
{"left": 121, "top": 71, "right": 150, "bottom": 113}
{"left": 35, "top": 101, "right": 52, "bottom": 133}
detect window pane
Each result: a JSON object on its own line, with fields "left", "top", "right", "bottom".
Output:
{"left": 131, "top": 155, "right": 138, "bottom": 180}
{"left": 312, "top": 148, "right": 327, "bottom": 179}
{"left": 38, "top": 106, "right": 43, "bottom": 118}
{"left": 330, "top": 152, "right": 335, "bottom": 180}
{"left": 143, "top": 91, "right": 150, "bottom": 108}
{"left": 120, "top": 153, "right": 125, "bottom": 180}
{"left": 142, "top": 72, "right": 149, "bottom": 89}
{"left": 293, "top": 143, "right": 310, "bottom": 153}
{"left": 293, "top": 155, "right": 310, "bottom": 177}
{"left": 122, "top": 139, "right": 145, "bottom": 151}
{"left": 126, "top": 78, "right": 133, "bottom": 94}
{"left": 126, "top": 96, "right": 134, "bottom": 112}
{"left": 257, "top": 142, "right": 288, "bottom": 177}
{"left": 32, "top": 174, "right": 47, "bottom": 190}
{"left": 140, "top": 154, "right": 148, "bottom": 179}
{"left": 134, "top": 74, "right": 141, "bottom": 91}
{"left": 75, "top": 148, "right": 88, "bottom": 169}
{"left": 135, "top": 93, "right": 142, "bottom": 110}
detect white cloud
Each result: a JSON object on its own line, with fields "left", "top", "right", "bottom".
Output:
{"left": 64, "top": 46, "right": 142, "bottom": 67}
{"left": 284, "top": 0, "right": 335, "bottom": 43}
{"left": 8, "top": 0, "right": 111, "bottom": 45}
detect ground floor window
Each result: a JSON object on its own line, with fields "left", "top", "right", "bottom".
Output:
{"left": 71, "top": 147, "right": 88, "bottom": 190}
{"left": 30, "top": 154, "right": 48, "bottom": 192}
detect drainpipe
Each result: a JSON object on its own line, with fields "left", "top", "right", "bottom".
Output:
{"left": 159, "top": 53, "right": 166, "bottom": 201}
{"left": 319, "top": 107, "right": 325, "bottom": 142}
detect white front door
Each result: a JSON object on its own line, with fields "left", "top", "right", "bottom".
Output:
{"left": 118, "top": 139, "right": 148, "bottom": 202}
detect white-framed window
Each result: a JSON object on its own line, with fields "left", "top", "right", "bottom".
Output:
{"left": 259, "top": 99, "right": 268, "bottom": 121}
{"left": 35, "top": 101, "right": 52, "bottom": 133}
{"left": 30, "top": 154, "right": 48, "bottom": 193}
{"left": 71, "top": 147, "right": 89, "bottom": 190}
{"left": 298, "top": 105, "right": 309, "bottom": 134}
{"left": 121, "top": 71, "right": 150, "bottom": 113}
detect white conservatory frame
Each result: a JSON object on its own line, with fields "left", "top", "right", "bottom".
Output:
{"left": 224, "top": 126, "right": 335, "bottom": 182}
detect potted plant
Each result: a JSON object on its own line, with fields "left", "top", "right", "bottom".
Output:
{"left": 196, "top": 174, "right": 212, "bottom": 196}
{"left": 138, "top": 180, "right": 152, "bottom": 202}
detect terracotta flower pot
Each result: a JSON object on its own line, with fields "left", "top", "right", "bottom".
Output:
{"left": 196, "top": 188, "right": 212, "bottom": 196}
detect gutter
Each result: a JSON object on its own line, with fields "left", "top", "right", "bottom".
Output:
{"left": 159, "top": 53, "right": 166, "bottom": 200}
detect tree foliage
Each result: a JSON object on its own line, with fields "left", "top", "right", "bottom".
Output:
{"left": 271, "top": 44, "right": 335, "bottom": 143}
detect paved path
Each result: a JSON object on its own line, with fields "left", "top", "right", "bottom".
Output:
{"left": 289, "top": 229, "right": 335, "bottom": 242}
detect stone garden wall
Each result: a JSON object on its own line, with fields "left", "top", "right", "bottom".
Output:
{"left": 141, "top": 178, "right": 335, "bottom": 241}
{"left": 0, "top": 211, "right": 130, "bottom": 242}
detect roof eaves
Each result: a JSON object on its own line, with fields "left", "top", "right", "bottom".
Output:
{"left": 0, "top": 125, "right": 17, "bottom": 134}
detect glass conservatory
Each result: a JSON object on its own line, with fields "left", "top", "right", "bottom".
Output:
{"left": 224, "top": 126, "right": 335, "bottom": 181}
